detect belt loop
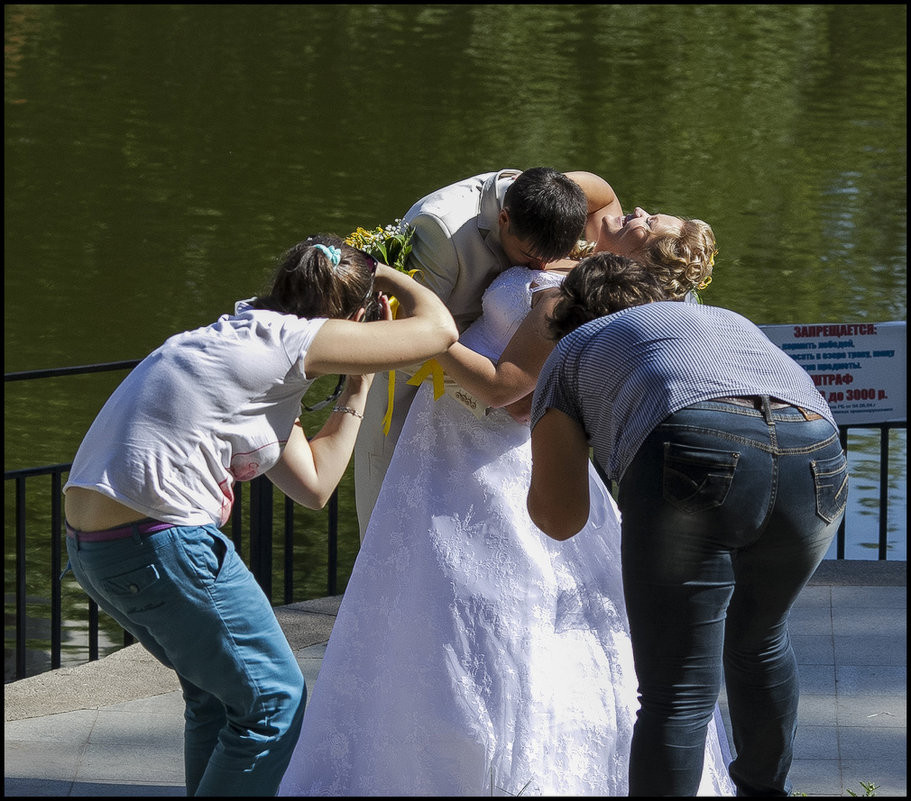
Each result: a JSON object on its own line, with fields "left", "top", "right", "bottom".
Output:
{"left": 132, "top": 522, "right": 142, "bottom": 544}
{"left": 760, "top": 394, "right": 772, "bottom": 423}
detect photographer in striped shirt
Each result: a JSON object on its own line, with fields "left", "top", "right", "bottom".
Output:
{"left": 527, "top": 252, "right": 847, "bottom": 797}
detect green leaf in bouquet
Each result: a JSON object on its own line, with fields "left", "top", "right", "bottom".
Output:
{"left": 345, "top": 220, "right": 415, "bottom": 273}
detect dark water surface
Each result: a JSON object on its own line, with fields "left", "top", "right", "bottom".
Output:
{"left": 4, "top": 4, "right": 906, "bottom": 673}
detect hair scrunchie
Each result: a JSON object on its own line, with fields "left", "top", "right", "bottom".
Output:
{"left": 312, "top": 243, "right": 341, "bottom": 266}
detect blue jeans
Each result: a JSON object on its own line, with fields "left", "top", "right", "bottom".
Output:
{"left": 617, "top": 397, "right": 848, "bottom": 796}
{"left": 65, "top": 524, "right": 305, "bottom": 796}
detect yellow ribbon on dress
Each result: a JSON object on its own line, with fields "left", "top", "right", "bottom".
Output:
{"left": 383, "top": 359, "right": 481, "bottom": 433}
{"left": 382, "top": 369, "right": 397, "bottom": 435}
{"left": 406, "top": 358, "right": 446, "bottom": 399}
{"left": 381, "top": 359, "right": 447, "bottom": 435}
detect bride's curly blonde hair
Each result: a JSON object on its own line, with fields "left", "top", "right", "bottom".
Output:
{"left": 637, "top": 218, "right": 716, "bottom": 299}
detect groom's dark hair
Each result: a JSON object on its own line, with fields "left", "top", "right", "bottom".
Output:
{"left": 503, "top": 167, "right": 587, "bottom": 262}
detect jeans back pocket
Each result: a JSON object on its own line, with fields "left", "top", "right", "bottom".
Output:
{"left": 662, "top": 442, "right": 740, "bottom": 514}
{"left": 101, "top": 564, "right": 164, "bottom": 614}
{"left": 811, "top": 451, "right": 849, "bottom": 523}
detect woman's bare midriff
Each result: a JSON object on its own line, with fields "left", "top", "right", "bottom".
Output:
{"left": 64, "top": 487, "right": 147, "bottom": 531}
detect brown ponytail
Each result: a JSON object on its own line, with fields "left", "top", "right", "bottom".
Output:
{"left": 252, "top": 234, "right": 378, "bottom": 320}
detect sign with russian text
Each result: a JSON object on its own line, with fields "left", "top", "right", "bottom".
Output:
{"left": 759, "top": 321, "right": 906, "bottom": 426}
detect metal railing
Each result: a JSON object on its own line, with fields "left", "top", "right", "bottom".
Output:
{"left": 4, "top": 361, "right": 907, "bottom": 682}
{"left": 835, "top": 422, "right": 905, "bottom": 560}
{"left": 5, "top": 461, "right": 339, "bottom": 681}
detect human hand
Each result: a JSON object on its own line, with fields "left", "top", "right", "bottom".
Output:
{"left": 345, "top": 372, "right": 374, "bottom": 395}
{"left": 377, "top": 292, "right": 393, "bottom": 321}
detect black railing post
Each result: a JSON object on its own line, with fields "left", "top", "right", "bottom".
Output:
{"left": 879, "top": 425, "right": 890, "bottom": 560}
{"left": 51, "top": 472, "right": 63, "bottom": 670}
{"left": 230, "top": 484, "right": 244, "bottom": 551}
{"left": 837, "top": 426, "right": 849, "bottom": 559}
{"left": 16, "top": 476, "right": 27, "bottom": 679}
{"left": 283, "top": 496, "right": 295, "bottom": 605}
{"left": 249, "top": 475, "right": 274, "bottom": 598}
{"left": 88, "top": 600, "right": 99, "bottom": 661}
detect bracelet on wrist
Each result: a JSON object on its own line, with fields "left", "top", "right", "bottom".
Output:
{"left": 332, "top": 405, "right": 364, "bottom": 419}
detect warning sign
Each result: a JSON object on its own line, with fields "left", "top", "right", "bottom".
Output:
{"left": 760, "top": 321, "right": 906, "bottom": 426}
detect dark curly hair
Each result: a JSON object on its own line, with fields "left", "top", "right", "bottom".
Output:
{"left": 251, "top": 234, "right": 382, "bottom": 321}
{"left": 546, "top": 252, "right": 673, "bottom": 340}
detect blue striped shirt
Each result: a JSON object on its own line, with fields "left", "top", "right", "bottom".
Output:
{"left": 530, "top": 301, "right": 837, "bottom": 482}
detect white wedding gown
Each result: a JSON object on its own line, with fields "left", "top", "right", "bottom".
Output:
{"left": 279, "top": 267, "right": 735, "bottom": 796}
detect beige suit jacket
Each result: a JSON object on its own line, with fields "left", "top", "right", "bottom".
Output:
{"left": 353, "top": 169, "right": 520, "bottom": 537}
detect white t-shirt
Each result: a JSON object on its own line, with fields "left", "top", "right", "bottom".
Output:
{"left": 64, "top": 301, "right": 327, "bottom": 527}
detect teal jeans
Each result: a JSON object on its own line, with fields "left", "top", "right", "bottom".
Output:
{"left": 65, "top": 523, "right": 305, "bottom": 796}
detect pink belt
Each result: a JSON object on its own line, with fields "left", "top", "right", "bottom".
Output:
{"left": 65, "top": 519, "right": 174, "bottom": 542}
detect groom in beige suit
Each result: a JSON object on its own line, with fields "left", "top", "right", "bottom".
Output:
{"left": 353, "top": 167, "right": 620, "bottom": 538}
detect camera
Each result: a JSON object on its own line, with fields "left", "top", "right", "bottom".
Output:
{"left": 362, "top": 291, "right": 384, "bottom": 322}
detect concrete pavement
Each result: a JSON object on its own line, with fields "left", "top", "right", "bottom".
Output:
{"left": 4, "top": 560, "right": 906, "bottom": 797}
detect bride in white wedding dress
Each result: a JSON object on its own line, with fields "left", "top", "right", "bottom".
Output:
{"left": 279, "top": 266, "right": 735, "bottom": 796}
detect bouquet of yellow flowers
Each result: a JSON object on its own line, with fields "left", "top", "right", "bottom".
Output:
{"left": 344, "top": 219, "right": 415, "bottom": 273}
